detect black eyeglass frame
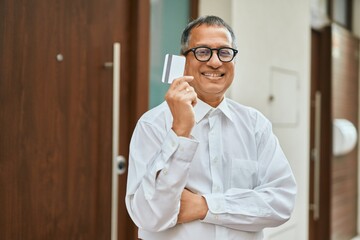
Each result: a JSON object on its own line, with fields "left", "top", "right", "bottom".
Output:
{"left": 183, "top": 46, "right": 238, "bottom": 62}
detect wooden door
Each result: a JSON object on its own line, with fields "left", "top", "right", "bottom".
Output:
{"left": 0, "top": 0, "right": 149, "bottom": 239}
{"left": 331, "top": 24, "right": 359, "bottom": 240}
{"left": 309, "top": 24, "right": 360, "bottom": 240}
{"left": 309, "top": 26, "right": 332, "bottom": 240}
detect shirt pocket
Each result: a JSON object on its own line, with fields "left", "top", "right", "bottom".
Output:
{"left": 230, "top": 159, "right": 258, "bottom": 189}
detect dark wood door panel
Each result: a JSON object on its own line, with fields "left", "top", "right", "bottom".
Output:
{"left": 331, "top": 24, "right": 359, "bottom": 240}
{"left": 0, "top": 1, "right": 66, "bottom": 239}
{"left": 309, "top": 27, "right": 332, "bottom": 240}
{"left": 309, "top": 24, "right": 359, "bottom": 240}
{"left": 0, "top": 0, "right": 145, "bottom": 239}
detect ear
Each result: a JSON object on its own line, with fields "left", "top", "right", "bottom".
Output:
{"left": 183, "top": 60, "right": 190, "bottom": 76}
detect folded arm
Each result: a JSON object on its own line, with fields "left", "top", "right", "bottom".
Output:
{"left": 125, "top": 122, "right": 199, "bottom": 232}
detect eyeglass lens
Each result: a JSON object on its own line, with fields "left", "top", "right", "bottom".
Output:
{"left": 194, "top": 47, "right": 235, "bottom": 62}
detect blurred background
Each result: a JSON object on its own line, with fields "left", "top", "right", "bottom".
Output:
{"left": 1, "top": 0, "right": 360, "bottom": 239}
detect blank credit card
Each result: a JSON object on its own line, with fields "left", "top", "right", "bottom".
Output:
{"left": 161, "top": 54, "right": 186, "bottom": 84}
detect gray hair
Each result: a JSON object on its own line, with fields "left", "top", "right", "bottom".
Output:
{"left": 180, "top": 15, "right": 237, "bottom": 54}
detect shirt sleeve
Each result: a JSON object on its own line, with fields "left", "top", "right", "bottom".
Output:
{"left": 201, "top": 118, "right": 297, "bottom": 232}
{"left": 125, "top": 120, "right": 199, "bottom": 232}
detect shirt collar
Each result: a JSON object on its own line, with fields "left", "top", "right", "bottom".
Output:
{"left": 194, "top": 97, "right": 234, "bottom": 123}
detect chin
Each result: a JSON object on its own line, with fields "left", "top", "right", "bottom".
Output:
{"left": 204, "top": 87, "right": 226, "bottom": 95}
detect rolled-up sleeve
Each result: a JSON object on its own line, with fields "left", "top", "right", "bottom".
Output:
{"left": 125, "top": 120, "right": 199, "bottom": 232}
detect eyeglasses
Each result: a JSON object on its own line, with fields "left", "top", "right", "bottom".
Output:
{"left": 183, "top": 46, "right": 238, "bottom": 62}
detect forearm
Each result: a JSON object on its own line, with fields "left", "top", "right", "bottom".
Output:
{"left": 177, "top": 189, "right": 208, "bottom": 224}
{"left": 201, "top": 179, "right": 296, "bottom": 232}
{"left": 126, "top": 129, "right": 199, "bottom": 231}
{"left": 127, "top": 159, "right": 191, "bottom": 231}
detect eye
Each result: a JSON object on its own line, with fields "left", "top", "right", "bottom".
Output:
{"left": 219, "top": 48, "right": 233, "bottom": 57}
{"left": 195, "top": 48, "right": 211, "bottom": 56}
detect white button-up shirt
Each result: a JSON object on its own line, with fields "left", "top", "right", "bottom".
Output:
{"left": 125, "top": 98, "right": 297, "bottom": 240}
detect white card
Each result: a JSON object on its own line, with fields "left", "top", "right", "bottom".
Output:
{"left": 161, "top": 54, "right": 186, "bottom": 84}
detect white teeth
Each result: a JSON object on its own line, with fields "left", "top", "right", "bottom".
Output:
{"left": 203, "top": 73, "right": 222, "bottom": 77}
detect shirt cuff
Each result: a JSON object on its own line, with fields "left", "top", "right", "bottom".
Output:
{"left": 201, "top": 193, "right": 226, "bottom": 225}
{"left": 202, "top": 210, "right": 222, "bottom": 224}
{"left": 203, "top": 193, "right": 226, "bottom": 214}
{"left": 142, "top": 129, "right": 199, "bottom": 200}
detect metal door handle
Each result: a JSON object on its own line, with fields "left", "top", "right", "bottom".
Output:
{"left": 109, "top": 42, "right": 127, "bottom": 240}
{"left": 104, "top": 62, "right": 114, "bottom": 68}
{"left": 311, "top": 91, "right": 321, "bottom": 220}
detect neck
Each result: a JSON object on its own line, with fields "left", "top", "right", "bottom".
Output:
{"left": 198, "top": 95, "right": 224, "bottom": 108}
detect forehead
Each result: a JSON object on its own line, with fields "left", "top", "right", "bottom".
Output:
{"left": 188, "top": 25, "right": 232, "bottom": 47}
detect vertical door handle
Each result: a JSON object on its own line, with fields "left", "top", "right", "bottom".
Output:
{"left": 311, "top": 91, "right": 321, "bottom": 220}
{"left": 108, "top": 42, "right": 127, "bottom": 240}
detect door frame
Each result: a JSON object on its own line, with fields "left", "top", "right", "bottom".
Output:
{"left": 309, "top": 26, "right": 332, "bottom": 240}
{"left": 120, "top": 1, "right": 150, "bottom": 239}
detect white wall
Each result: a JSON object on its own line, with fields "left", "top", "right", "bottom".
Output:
{"left": 353, "top": 0, "right": 360, "bottom": 38}
{"left": 199, "top": 1, "right": 310, "bottom": 239}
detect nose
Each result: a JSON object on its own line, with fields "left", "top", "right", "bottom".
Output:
{"left": 206, "top": 50, "right": 222, "bottom": 68}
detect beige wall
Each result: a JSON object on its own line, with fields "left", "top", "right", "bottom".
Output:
{"left": 353, "top": 0, "right": 360, "bottom": 38}
{"left": 199, "top": 1, "right": 310, "bottom": 239}
{"left": 199, "top": 0, "right": 232, "bottom": 25}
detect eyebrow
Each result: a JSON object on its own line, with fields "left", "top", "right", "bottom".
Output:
{"left": 192, "top": 44, "right": 232, "bottom": 48}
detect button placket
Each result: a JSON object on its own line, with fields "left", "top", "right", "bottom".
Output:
{"left": 208, "top": 110, "right": 223, "bottom": 194}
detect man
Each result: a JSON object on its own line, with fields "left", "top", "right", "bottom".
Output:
{"left": 125, "top": 15, "right": 296, "bottom": 240}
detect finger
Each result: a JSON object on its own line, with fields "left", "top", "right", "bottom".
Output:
{"left": 183, "top": 86, "right": 195, "bottom": 95}
{"left": 181, "top": 75, "right": 194, "bottom": 84}
{"left": 184, "top": 88, "right": 197, "bottom": 106}
{"left": 175, "top": 75, "right": 194, "bottom": 84}
{"left": 173, "top": 82, "right": 191, "bottom": 93}
{"left": 187, "top": 86, "right": 195, "bottom": 93}
{"left": 191, "top": 96, "right": 197, "bottom": 107}
{"left": 171, "top": 76, "right": 194, "bottom": 90}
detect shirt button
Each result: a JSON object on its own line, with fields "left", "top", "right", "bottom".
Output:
{"left": 162, "top": 169, "right": 168, "bottom": 175}
{"left": 213, "top": 157, "right": 218, "bottom": 164}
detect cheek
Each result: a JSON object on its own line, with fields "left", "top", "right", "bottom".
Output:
{"left": 184, "top": 60, "right": 194, "bottom": 75}
{"left": 228, "top": 71, "right": 235, "bottom": 81}
{"left": 184, "top": 62, "right": 190, "bottom": 75}
{"left": 226, "top": 66, "right": 235, "bottom": 79}
{"left": 184, "top": 59, "right": 201, "bottom": 76}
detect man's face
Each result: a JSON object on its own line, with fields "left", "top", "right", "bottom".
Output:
{"left": 184, "top": 25, "right": 235, "bottom": 106}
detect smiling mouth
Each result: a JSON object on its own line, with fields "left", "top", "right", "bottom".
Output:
{"left": 202, "top": 72, "right": 225, "bottom": 78}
